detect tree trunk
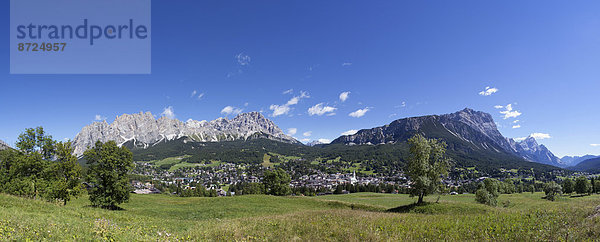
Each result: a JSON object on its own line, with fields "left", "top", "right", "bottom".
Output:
{"left": 418, "top": 193, "right": 424, "bottom": 204}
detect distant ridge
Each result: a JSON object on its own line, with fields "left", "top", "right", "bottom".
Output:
{"left": 570, "top": 157, "right": 600, "bottom": 173}
{"left": 561, "top": 155, "right": 599, "bottom": 166}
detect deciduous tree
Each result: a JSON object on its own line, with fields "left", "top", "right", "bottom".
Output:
{"left": 574, "top": 176, "right": 591, "bottom": 195}
{"left": 85, "top": 141, "right": 134, "bottom": 209}
{"left": 562, "top": 178, "right": 574, "bottom": 194}
{"left": 262, "top": 168, "right": 291, "bottom": 196}
{"left": 405, "top": 134, "right": 450, "bottom": 204}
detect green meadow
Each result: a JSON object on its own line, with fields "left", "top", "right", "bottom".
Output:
{"left": 0, "top": 192, "right": 599, "bottom": 241}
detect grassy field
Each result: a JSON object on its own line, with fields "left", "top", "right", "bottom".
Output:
{"left": 0, "top": 192, "right": 599, "bottom": 241}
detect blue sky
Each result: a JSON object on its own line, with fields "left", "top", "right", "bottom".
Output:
{"left": 1, "top": 1, "right": 600, "bottom": 157}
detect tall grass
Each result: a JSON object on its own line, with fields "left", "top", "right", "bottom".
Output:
{"left": 0, "top": 192, "right": 598, "bottom": 240}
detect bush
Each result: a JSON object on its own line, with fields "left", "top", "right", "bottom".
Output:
{"left": 475, "top": 188, "right": 497, "bottom": 206}
{"left": 543, "top": 181, "right": 562, "bottom": 201}
{"left": 475, "top": 178, "right": 500, "bottom": 206}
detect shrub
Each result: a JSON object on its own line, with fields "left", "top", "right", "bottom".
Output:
{"left": 543, "top": 181, "right": 562, "bottom": 201}
{"left": 475, "top": 188, "right": 497, "bottom": 206}
{"left": 475, "top": 178, "right": 500, "bottom": 206}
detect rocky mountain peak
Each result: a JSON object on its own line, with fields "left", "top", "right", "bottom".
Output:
{"left": 332, "top": 108, "right": 565, "bottom": 167}
{"left": 518, "top": 136, "right": 539, "bottom": 151}
{"left": 72, "top": 111, "right": 298, "bottom": 157}
{"left": 0, "top": 139, "right": 10, "bottom": 150}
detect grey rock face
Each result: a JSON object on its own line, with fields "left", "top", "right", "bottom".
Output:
{"left": 508, "top": 136, "right": 564, "bottom": 167}
{"left": 0, "top": 140, "right": 10, "bottom": 150}
{"left": 333, "top": 108, "right": 506, "bottom": 148}
{"left": 73, "top": 112, "right": 298, "bottom": 156}
{"left": 306, "top": 140, "right": 327, "bottom": 146}
{"left": 332, "top": 108, "right": 564, "bottom": 167}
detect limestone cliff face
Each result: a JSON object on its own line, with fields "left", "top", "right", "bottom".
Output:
{"left": 72, "top": 111, "right": 297, "bottom": 156}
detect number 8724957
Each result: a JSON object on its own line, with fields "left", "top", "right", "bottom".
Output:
{"left": 18, "top": 43, "right": 67, "bottom": 52}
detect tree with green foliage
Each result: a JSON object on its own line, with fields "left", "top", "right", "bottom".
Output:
{"left": 16, "top": 127, "right": 56, "bottom": 160}
{"left": 501, "top": 179, "right": 516, "bottom": 194}
{"left": 562, "top": 178, "right": 574, "bottom": 195}
{"left": 405, "top": 134, "right": 450, "bottom": 204}
{"left": 574, "top": 176, "right": 591, "bottom": 195}
{"left": 475, "top": 178, "right": 500, "bottom": 206}
{"left": 595, "top": 180, "right": 600, "bottom": 194}
{"left": 334, "top": 185, "right": 344, "bottom": 194}
{"left": 528, "top": 184, "right": 535, "bottom": 194}
{"left": 44, "top": 141, "right": 83, "bottom": 205}
{"left": 84, "top": 141, "right": 134, "bottom": 209}
{"left": 262, "top": 168, "right": 291, "bottom": 196}
{"left": 0, "top": 128, "right": 82, "bottom": 205}
{"left": 543, "top": 181, "right": 562, "bottom": 201}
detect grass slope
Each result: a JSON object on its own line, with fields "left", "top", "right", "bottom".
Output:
{"left": 0, "top": 193, "right": 599, "bottom": 240}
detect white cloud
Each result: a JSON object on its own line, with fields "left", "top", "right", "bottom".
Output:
{"left": 94, "top": 114, "right": 106, "bottom": 121}
{"left": 303, "top": 131, "right": 312, "bottom": 137}
{"left": 190, "top": 90, "right": 204, "bottom": 100}
{"left": 479, "top": 86, "right": 498, "bottom": 96}
{"left": 530, "top": 133, "right": 551, "bottom": 140}
{"left": 341, "top": 129, "right": 358, "bottom": 136}
{"left": 514, "top": 133, "right": 551, "bottom": 142}
{"left": 282, "top": 89, "right": 293, "bottom": 95}
{"left": 494, "top": 105, "right": 504, "bottom": 109}
{"left": 308, "top": 103, "right": 337, "bottom": 116}
{"left": 349, "top": 107, "right": 370, "bottom": 118}
{"left": 318, "top": 138, "right": 331, "bottom": 144}
{"left": 591, "top": 144, "right": 600, "bottom": 147}
{"left": 221, "top": 106, "right": 243, "bottom": 115}
{"left": 236, "top": 52, "right": 251, "bottom": 66}
{"left": 513, "top": 120, "right": 520, "bottom": 124}
{"left": 269, "top": 91, "right": 310, "bottom": 117}
{"left": 269, "top": 104, "right": 291, "bottom": 117}
{"left": 342, "top": 62, "right": 352, "bottom": 66}
{"left": 161, "top": 106, "right": 176, "bottom": 119}
{"left": 512, "top": 125, "right": 521, "bottom": 129}
{"left": 339, "top": 91, "right": 350, "bottom": 102}
{"left": 287, "top": 128, "right": 297, "bottom": 136}
{"left": 301, "top": 138, "right": 311, "bottom": 143}
{"left": 499, "top": 104, "right": 521, "bottom": 119}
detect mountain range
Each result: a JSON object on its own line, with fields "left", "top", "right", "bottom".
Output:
{"left": 70, "top": 108, "right": 572, "bottom": 172}
{"left": 570, "top": 157, "right": 600, "bottom": 173}
{"left": 72, "top": 112, "right": 298, "bottom": 157}
{"left": 332, "top": 108, "right": 564, "bottom": 167}
{"left": 561, "top": 155, "right": 600, "bottom": 167}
